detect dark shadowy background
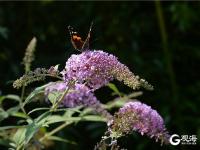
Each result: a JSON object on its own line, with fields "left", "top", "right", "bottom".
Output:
{"left": 0, "top": 1, "right": 199, "bottom": 150}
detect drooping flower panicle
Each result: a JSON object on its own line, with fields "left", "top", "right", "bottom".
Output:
{"left": 62, "top": 50, "right": 153, "bottom": 90}
{"left": 22, "top": 37, "right": 37, "bottom": 72}
{"left": 13, "top": 68, "right": 49, "bottom": 89}
{"left": 62, "top": 50, "right": 115, "bottom": 90}
{"left": 45, "top": 82, "right": 98, "bottom": 107}
{"left": 109, "top": 101, "right": 169, "bottom": 144}
{"left": 45, "top": 82, "right": 112, "bottom": 119}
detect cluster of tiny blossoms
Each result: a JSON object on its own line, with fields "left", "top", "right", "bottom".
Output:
{"left": 44, "top": 49, "right": 169, "bottom": 145}
{"left": 45, "top": 82, "right": 98, "bottom": 107}
{"left": 61, "top": 50, "right": 153, "bottom": 90}
{"left": 109, "top": 101, "right": 169, "bottom": 144}
{"left": 45, "top": 82, "right": 112, "bottom": 119}
{"left": 45, "top": 50, "right": 153, "bottom": 120}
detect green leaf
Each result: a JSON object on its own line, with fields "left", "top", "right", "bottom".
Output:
{"left": 45, "top": 114, "right": 106, "bottom": 125}
{"left": 48, "top": 91, "right": 63, "bottom": 105}
{"left": 11, "top": 112, "right": 29, "bottom": 119}
{"left": 63, "top": 106, "right": 82, "bottom": 117}
{"left": 126, "top": 91, "right": 143, "bottom": 99}
{"left": 0, "top": 106, "right": 21, "bottom": 121}
{"left": 25, "top": 122, "right": 38, "bottom": 145}
{"left": 28, "top": 107, "right": 50, "bottom": 115}
{"left": 25, "top": 111, "right": 51, "bottom": 144}
{"left": 104, "top": 92, "right": 142, "bottom": 109}
{"left": 12, "top": 127, "right": 26, "bottom": 146}
{"left": 80, "top": 115, "right": 107, "bottom": 122}
{"left": 0, "top": 96, "right": 5, "bottom": 105}
{"left": 9, "top": 143, "right": 16, "bottom": 149}
{"left": 79, "top": 107, "right": 93, "bottom": 117}
{"left": 107, "top": 83, "right": 122, "bottom": 96}
{"left": 7, "top": 106, "right": 20, "bottom": 115}
{"left": 5, "top": 94, "right": 20, "bottom": 102}
{"left": 45, "top": 107, "right": 82, "bottom": 124}
{"left": 48, "top": 135, "right": 76, "bottom": 145}
{"left": 23, "top": 83, "right": 51, "bottom": 106}
{"left": 0, "top": 139, "right": 13, "bottom": 148}
{"left": 105, "top": 100, "right": 127, "bottom": 109}
{"left": 45, "top": 115, "right": 71, "bottom": 124}
{"left": 0, "top": 94, "right": 20, "bottom": 105}
{"left": 54, "top": 64, "right": 59, "bottom": 71}
{"left": 0, "top": 126, "right": 21, "bottom": 130}
{"left": 0, "top": 108, "right": 9, "bottom": 121}
{"left": 34, "top": 111, "right": 51, "bottom": 123}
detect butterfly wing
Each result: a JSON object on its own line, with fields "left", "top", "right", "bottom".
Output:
{"left": 81, "top": 22, "right": 93, "bottom": 51}
{"left": 68, "top": 22, "right": 93, "bottom": 52}
{"left": 68, "top": 25, "right": 84, "bottom": 51}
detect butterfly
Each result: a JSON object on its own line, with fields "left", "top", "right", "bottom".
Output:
{"left": 68, "top": 22, "right": 93, "bottom": 52}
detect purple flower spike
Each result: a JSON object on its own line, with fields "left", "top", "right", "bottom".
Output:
{"left": 45, "top": 82, "right": 98, "bottom": 107}
{"left": 45, "top": 82, "right": 112, "bottom": 119}
{"left": 110, "top": 101, "right": 170, "bottom": 144}
{"left": 62, "top": 50, "right": 153, "bottom": 90}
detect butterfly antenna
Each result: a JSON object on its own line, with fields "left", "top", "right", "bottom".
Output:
{"left": 89, "top": 21, "right": 93, "bottom": 32}
{"left": 68, "top": 25, "right": 73, "bottom": 36}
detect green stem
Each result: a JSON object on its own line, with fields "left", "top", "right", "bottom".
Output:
{"left": 45, "top": 74, "right": 63, "bottom": 80}
{"left": 31, "top": 74, "right": 63, "bottom": 80}
{"left": 51, "top": 80, "right": 75, "bottom": 111}
{"left": 20, "top": 85, "right": 27, "bottom": 114}
{"left": 51, "top": 88, "right": 69, "bottom": 111}
{"left": 155, "top": 0, "right": 178, "bottom": 101}
{"left": 39, "top": 121, "right": 72, "bottom": 142}
{"left": 16, "top": 142, "right": 25, "bottom": 150}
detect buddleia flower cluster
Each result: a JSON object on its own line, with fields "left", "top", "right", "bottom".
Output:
{"left": 108, "top": 101, "right": 170, "bottom": 145}
{"left": 43, "top": 50, "right": 154, "bottom": 121}
{"left": 13, "top": 68, "right": 49, "bottom": 89}
{"left": 45, "top": 82, "right": 112, "bottom": 119}
{"left": 14, "top": 47, "right": 170, "bottom": 147}
{"left": 22, "top": 37, "right": 37, "bottom": 72}
{"left": 61, "top": 50, "right": 153, "bottom": 90}
{"left": 13, "top": 66, "right": 61, "bottom": 89}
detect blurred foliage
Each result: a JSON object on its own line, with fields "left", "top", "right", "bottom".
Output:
{"left": 0, "top": 1, "right": 200, "bottom": 150}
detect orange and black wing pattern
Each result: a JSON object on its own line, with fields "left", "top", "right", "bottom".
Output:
{"left": 68, "top": 22, "right": 93, "bottom": 52}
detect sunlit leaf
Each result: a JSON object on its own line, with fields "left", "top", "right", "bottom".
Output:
{"left": 79, "top": 107, "right": 93, "bottom": 117}
{"left": 34, "top": 111, "right": 51, "bottom": 124}
{"left": 7, "top": 106, "right": 20, "bottom": 115}
{"left": 23, "top": 83, "right": 51, "bottom": 106}
{"left": 5, "top": 95, "right": 20, "bottom": 102}
{"left": 0, "top": 126, "right": 21, "bottom": 130}
{"left": 25, "top": 111, "right": 51, "bottom": 144}
{"left": 48, "top": 91, "right": 63, "bottom": 105}
{"left": 63, "top": 106, "right": 82, "bottom": 117}
{"left": 0, "top": 139, "right": 12, "bottom": 148}
{"left": 107, "top": 83, "right": 122, "bottom": 96}
{"left": 11, "top": 112, "right": 29, "bottom": 119}
{"left": 0, "top": 108, "right": 8, "bottom": 121}
{"left": 12, "top": 127, "right": 26, "bottom": 146}
{"left": 28, "top": 107, "right": 50, "bottom": 115}
{"left": 45, "top": 114, "right": 106, "bottom": 125}
{"left": 80, "top": 115, "right": 106, "bottom": 122}
{"left": 45, "top": 115, "right": 71, "bottom": 124}
{"left": 0, "top": 106, "right": 22, "bottom": 121}
{"left": 0, "top": 94, "right": 20, "bottom": 105}
{"left": 48, "top": 135, "right": 76, "bottom": 145}
{"left": 54, "top": 64, "right": 59, "bottom": 71}
{"left": 0, "top": 96, "right": 5, "bottom": 105}
{"left": 104, "top": 92, "right": 141, "bottom": 109}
